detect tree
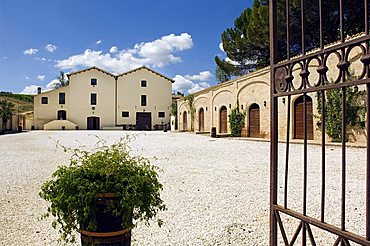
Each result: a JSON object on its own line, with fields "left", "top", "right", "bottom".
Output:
{"left": 217, "top": 0, "right": 366, "bottom": 77}
{"left": 53, "top": 71, "right": 69, "bottom": 89}
{"left": 215, "top": 64, "right": 231, "bottom": 83}
{"left": 316, "top": 87, "right": 366, "bottom": 142}
{"left": 170, "top": 102, "right": 178, "bottom": 130}
{"left": 0, "top": 100, "right": 15, "bottom": 132}
{"left": 184, "top": 94, "right": 196, "bottom": 131}
{"left": 215, "top": 0, "right": 269, "bottom": 77}
{"left": 228, "top": 101, "right": 246, "bottom": 137}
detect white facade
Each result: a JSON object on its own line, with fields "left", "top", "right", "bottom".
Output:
{"left": 33, "top": 66, "right": 173, "bottom": 130}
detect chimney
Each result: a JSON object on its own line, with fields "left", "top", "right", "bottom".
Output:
{"left": 37, "top": 87, "right": 41, "bottom": 94}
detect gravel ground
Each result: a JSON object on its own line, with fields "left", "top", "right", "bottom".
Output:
{"left": 0, "top": 131, "right": 367, "bottom": 245}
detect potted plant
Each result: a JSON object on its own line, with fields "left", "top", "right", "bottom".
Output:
{"left": 39, "top": 137, "right": 165, "bottom": 245}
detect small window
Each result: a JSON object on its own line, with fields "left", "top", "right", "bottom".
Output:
{"left": 59, "top": 93, "right": 65, "bottom": 104}
{"left": 91, "top": 78, "right": 97, "bottom": 86}
{"left": 158, "top": 112, "right": 165, "bottom": 118}
{"left": 41, "top": 97, "right": 48, "bottom": 104}
{"left": 91, "top": 93, "right": 97, "bottom": 105}
{"left": 141, "top": 95, "right": 147, "bottom": 106}
{"left": 141, "top": 80, "right": 147, "bottom": 87}
{"left": 122, "top": 111, "right": 129, "bottom": 117}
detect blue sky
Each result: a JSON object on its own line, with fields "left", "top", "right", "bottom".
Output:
{"left": 0, "top": 0, "right": 253, "bottom": 94}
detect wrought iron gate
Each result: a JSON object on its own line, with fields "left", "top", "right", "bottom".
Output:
{"left": 270, "top": 0, "right": 370, "bottom": 245}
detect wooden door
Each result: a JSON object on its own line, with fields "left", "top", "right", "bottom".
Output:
{"left": 248, "top": 104, "right": 260, "bottom": 137}
{"left": 183, "top": 111, "right": 187, "bottom": 131}
{"left": 294, "top": 96, "right": 313, "bottom": 139}
{"left": 87, "top": 117, "right": 100, "bottom": 130}
{"left": 199, "top": 108, "right": 204, "bottom": 132}
{"left": 136, "top": 112, "right": 152, "bottom": 130}
{"left": 219, "top": 106, "right": 227, "bottom": 133}
{"left": 57, "top": 110, "right": 66, "bottom": 120}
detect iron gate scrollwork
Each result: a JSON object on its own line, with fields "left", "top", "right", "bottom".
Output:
{"left": 270, "top": 0, "right": 370, "bottom": 245}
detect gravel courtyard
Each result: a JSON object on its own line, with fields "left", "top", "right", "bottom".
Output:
{"left": 0, "top": 131, "right": 367, "bottom": 245}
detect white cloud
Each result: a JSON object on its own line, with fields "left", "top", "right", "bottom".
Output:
{"left": 219, "top": 42, "right": 225, "bottom": 52}
{"left": 45, "top": 44, "right": 57, "bottom": 52}
{"left": 25, "top": 76, "right": 30, "bottom": 80}
{"left": 56, "top": 33, "right": 193, "bottom": 74}
{"left": 96, "top": 40, "right": 102, "bottom": 44}
{"left": 225, "top": 57, "right": 240, "bottom": 66}
{"left": 109, "top": 46, "right": 118, "bottom": 53}
{"left": 23, "top": 48, "right": 39, "bottom": 55}
{"left": 37, "top": 75, "right": 45, "bottom": 81}
{"left": 20, "top": 85, "right": 41, "bottom": 94}
{"left": 20, "top": 79, "right": 59, "bottom": 95}
{"left": 185, "top": 71, "right": 213, "bottom": 81}
{"left": 172, "top": 71, "right": 212, "bottom": 95}
{"left": 46, "top": 79, "right": 60, "bottom": 89}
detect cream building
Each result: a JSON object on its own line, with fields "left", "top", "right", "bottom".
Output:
{"left": 178, "top": 51, "right": 366, "bottom": 143}
{"left": 33, "top": 66, "right": 173, "bottom": 130}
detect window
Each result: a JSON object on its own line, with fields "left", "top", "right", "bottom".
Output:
{"left": 141, "top": 95, "right": 147, "bottom": 106}
{"left": 122, "top": 111, "right": 129, "bottom": 117}
{"left": 59, "top": 93, "right": 65, "bottom": 104}
{"left": 158, "top": 112, "right": 165, "bottom": 118}
{"left": 91, "top": 78, "right": 97, "bottom": 86}
{"left": 91, "top": 93, "right": 97, "bottom": 105}
{"left": 141, "top": 80, "right": 147, "bottom": 87}
{"left": 41, "top": 97, "right": 48, "bottom": 104}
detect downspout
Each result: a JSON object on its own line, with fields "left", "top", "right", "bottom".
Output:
{"left": 115, "top": 76, "right": 117, "bottom": 126}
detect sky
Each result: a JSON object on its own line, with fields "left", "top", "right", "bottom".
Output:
{"left": 0, "top": 0, "right": 253, "bottom": 95}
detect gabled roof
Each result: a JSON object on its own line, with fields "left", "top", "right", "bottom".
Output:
{"left": 117, "top": 66, "right": 175, "bottom": 83}
{"left": 66, "top": 66, "right": 116, "bottom": 78}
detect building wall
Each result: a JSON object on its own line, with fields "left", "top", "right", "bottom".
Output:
{"left": 177, "top": 65, "right": 365, "bottom": 143}
{"left": 34, "top": 86, "right": 70, "bottom": 129}
{"left": 116, "top": 69, "right": 172, "bottom": 128}
{"left": 178, "top": 68, "right": 271, "bottom": 136}
{"left": 68, "top": 69, "right": 116, "bottom": 129}
{"left": 33, "top": 67, "right": 173, "bottom": 130}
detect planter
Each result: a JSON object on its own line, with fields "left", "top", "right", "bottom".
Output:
{"left": 210, "top": 127, "right": 217, "bottom": 138}
{"left": 81, "top": 193, "right": 131, "bottom": 246}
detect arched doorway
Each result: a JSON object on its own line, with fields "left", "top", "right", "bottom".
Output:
{"left": 248, "top": 103, "right": 260, "bottom": 138}
{"left": 183, "top": 111, "right": 187, "bottom": 131}
{"left": 219, "top": 106, "right": 227, "bottom": 133}
{"left": 87, "top": 116, "right": 100, "bottom": 130}
{"left": 294, "top": 95, "right": 313, "bottom": 139}
{"left": 57, "top": 110, "right": 66, "bottom": 120}
{"left": 198, "top": 108, "right": 204, "bottom": 132}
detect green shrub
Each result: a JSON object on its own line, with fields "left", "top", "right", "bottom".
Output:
{"left": 229, "top": 103, "right": 246, "bottom": 137}
{"left": 39, "top": 136, "right": 165, "bottom": 244}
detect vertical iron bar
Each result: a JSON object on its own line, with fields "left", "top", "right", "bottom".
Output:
{"left": 319, "top": 0, "right": 323, "bottom": 49}
{"left": 302, "top": 222, "right": 307, "bottom": 246}
{"left": 367, "top": 83, "right": 370, "bottom": 241}
{"left": 303, "top": 93, "right": 307, "bottom": 216}
{"left": 269, "top": 0, "right": 278, "bottom": 244}
{"left": 286, "top": 0, "right": 290, "bottom": 59}
{"left": 301, "top": 0, "right": 306, "bottom": 54}
{"left": 366, "top": 0, "right": 370, "bottom": 237}
{"left": 284, "top": 95, "right": 291, "bottom": 209}
{"left": 341, "top": 87, "right": 346, "bottom": 231}
{"left": 321, "top": 90, "right": 326, "bottom": 222}
{"left": 339, "top": 0, "right": 345, "bottom": 43}
{"left": 303, "top": 93, "right": 307, "bottom": 245}
{"left": 366, "top": 0, "right": 369, "bottom": 36}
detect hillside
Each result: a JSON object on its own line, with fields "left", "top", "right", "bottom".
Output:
{"left": 0, "top": 92, "right": 33, "bottom": 103}
{"left": 0, "top": 93, "right": 33, "bottom": 113}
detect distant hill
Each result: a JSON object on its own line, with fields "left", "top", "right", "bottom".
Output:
{"left": 0, "top": 92, "right": 33, "bottom": 113}
{"left": 0, "top": 92, "right": 33, "bottom": 103}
